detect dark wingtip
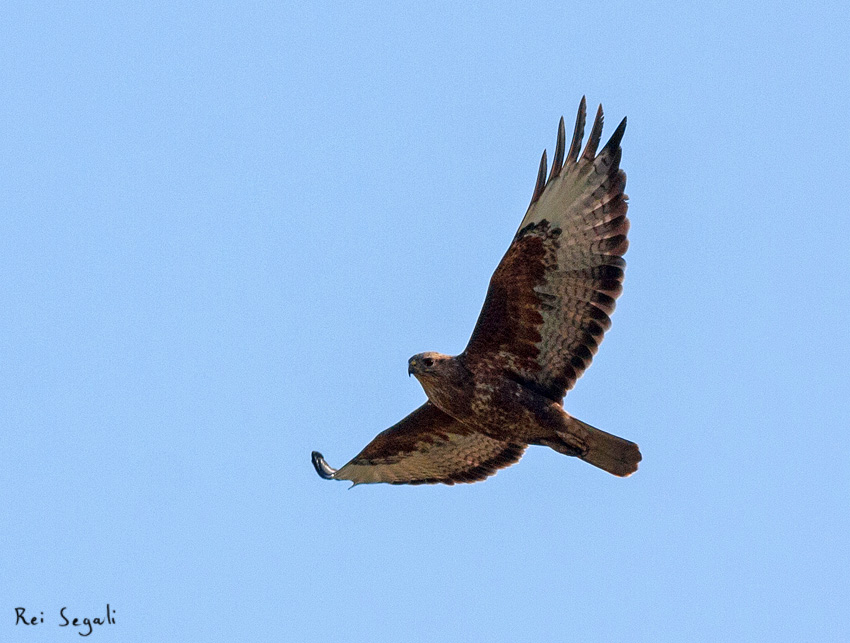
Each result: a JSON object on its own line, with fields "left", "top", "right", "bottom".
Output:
{"left": 581, "top": 104, "right": 605, "bottom": 161}
{"left": 311, "top": 451, "right": 338, "bottom": 480}
{"left": 566, "top": 97, "right": 587, "bottom": 164}
{"left": 602, "top": 116, "right": 627, "bottom": 153}
{"left": 548, "top": 116, "right": 566, "bottom": 181}
{"left": 529, "top": 149, "right": 548, "bottom": 205}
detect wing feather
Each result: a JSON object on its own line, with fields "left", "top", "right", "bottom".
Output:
{"left": 581, "top": 104, "right": 604, "bottom": 161}
{"left": 312, "top": 403, "right": 526, "bottom": 486}
{"left": 462, "top": 99, "right": 629, "bottom": 401}
{"left": 530, "top": 150, "right": 548, "bottom": 205}
{"left": 548, "top": 117, "right": 566, "bottom": 181}
{"left": 565, "top": 96, "right": 586, "bottom": 164}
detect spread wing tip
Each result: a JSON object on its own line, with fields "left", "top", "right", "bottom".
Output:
{"left": 602, "top": 116, "right": 627, "bottom": 153}
{"left": 311, "top": 451, "right": 338, "bottom": 480}
{"left": 566, "top": 97, "right": 587, "bottom": 163}
{"left": 530, "top": 97, "right": 623, "bottom": 209}
{"left": 548, "top": 116, "right": 566, "bottom": 181}
{"left": 581, "top": 104, "right": 605, "bottom": 161}
{"left": 529, "top": 149, "right": 548, "bottom": 205}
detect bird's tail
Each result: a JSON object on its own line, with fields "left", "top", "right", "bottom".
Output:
{"left": 547, "top": 416, "right": 641, "bottom": 477}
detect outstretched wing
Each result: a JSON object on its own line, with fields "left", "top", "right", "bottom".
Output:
{"left": 312, "top": 402, "right": 526, "bottom": 485}
{"left": 461, "top": 98, "right": 628, "bottom": 402}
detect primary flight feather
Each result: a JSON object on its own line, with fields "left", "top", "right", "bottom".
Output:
{"left": 312, "top": 97, "right": 640, "bottom": 485}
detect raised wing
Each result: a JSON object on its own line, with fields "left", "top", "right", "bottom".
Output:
{"left": 461, "top": 98, "right": 628, "bottom": 402}
{"left": 311, "top": 402, "right": 526, "bottom": 485}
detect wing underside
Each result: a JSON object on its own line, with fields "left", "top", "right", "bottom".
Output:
{"left": 462, "top": 98, "right": 629, "bottom": 402}
{"left": 312, "top": 402, "right": 526, "bottom": 486}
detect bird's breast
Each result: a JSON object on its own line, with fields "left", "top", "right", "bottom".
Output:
{"left": 468, "top": 377, "right": 565, "bottom": 439}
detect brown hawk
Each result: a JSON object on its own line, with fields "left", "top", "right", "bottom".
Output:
{"left": 312, "top": 97, "right": 640, "bottom": 485}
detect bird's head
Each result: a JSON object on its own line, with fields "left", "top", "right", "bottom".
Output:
{"left": 407, "top": 351, "right": 473, "bottom": 414}
{"left": 407, "top": 352, "right": 452, "bottom": 379}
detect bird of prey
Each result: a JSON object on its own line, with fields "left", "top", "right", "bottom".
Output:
{"left": 312, "top": 97, "right": 640, "bottom": 486}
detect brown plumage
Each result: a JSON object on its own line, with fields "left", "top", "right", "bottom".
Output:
{"left": 312, "top": 97, "right": 640, "bottom": 486}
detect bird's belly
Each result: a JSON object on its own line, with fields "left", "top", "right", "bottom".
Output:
{"left": 468, "top": 378, "right": 563, "bottom": 440}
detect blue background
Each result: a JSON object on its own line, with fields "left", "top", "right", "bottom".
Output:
{"left": 3, "top": 2, "right": 849, "bottom": 641}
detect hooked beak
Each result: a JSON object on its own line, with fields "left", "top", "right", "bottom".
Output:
{"left": 408, "top": 359, "right": 416, "bottom": 377}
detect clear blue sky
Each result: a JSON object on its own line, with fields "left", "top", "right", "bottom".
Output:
{"left": 2, "top": 2, "right": 849, "bottom": 641}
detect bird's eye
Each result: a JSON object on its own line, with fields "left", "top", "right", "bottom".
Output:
{"left": 422, "top": 357, "right": 434, "bottom": 367}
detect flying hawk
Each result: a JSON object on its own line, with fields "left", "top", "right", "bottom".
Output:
{"left": 312, "top": 97, "right": 640, "bottom": 485}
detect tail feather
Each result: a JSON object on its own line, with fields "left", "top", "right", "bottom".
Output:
{"left": 549, "top": 416, "right": 641, "bottom": 477}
